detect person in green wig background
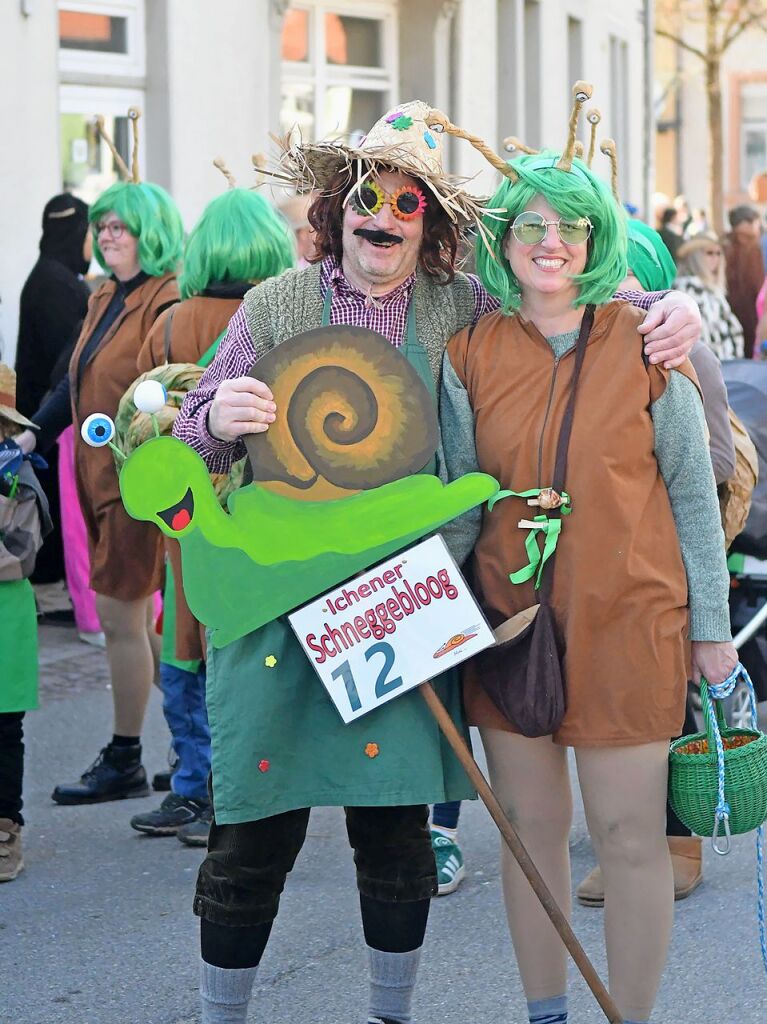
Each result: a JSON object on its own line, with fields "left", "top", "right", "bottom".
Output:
{"left": 127, "top": 173, "right": 295, "bottom": 846}
{"left": 15, "top": 175, "right": 185, "bottom": 809}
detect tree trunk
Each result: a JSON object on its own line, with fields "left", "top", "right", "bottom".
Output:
{"left": 706, "top": 4, "right": 725, "bottom": 235}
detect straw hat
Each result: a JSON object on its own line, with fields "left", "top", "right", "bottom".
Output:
{"left": 266, "top": 99, "right": 490, "bottom": 231}
{"left": 0, "top": 364, "right": 37, "bottom": 429}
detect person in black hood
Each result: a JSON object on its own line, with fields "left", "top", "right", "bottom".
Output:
{"left": 16, "top": 193, "right": 91, "bottom": 415}
{"left": 15, "top": 193, "right": 91, "bottom": 587}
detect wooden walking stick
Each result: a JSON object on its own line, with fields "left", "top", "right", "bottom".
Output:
{"left": 419, "top": 680, "right": 624, "bottom": 1024}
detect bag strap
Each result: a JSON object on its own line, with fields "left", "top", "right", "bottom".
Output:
{"left": 198, "top": 328, "right": 227, "bottom": 369}
{"left": 539, "top": 304, "right": 595, "bottom": 599}
{"left": 162, "top": 306, "right": 177, "bottom": 364}
{"left": 551, "top": 304, "right": 595, "bottom": 495}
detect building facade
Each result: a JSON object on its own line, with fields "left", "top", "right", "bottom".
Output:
{"left": 655, "top": 16, "right": 767, "bottom": 219}
{"left": 0, "top": 0, "right": 648, "bottom": 363}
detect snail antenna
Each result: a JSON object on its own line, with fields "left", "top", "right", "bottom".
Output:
{"left": 600, "top": 139, "right": 620, "bottom": 201}
{"left": 133, "top": 380, "right": 168, "bottom": 439}
{"left": 213, "top": 157, "right": 238, "bottom": 189}
{"left": 94, "top": 115, "right": 130, "bottom": 181}
{"left": 127, "top": 106, "right": 142, "bottom": 183}
{"left": 585, "top": 108, "right": 602, "bottom": 167}
{"left": 252, "top": 152, "right": 267, "bottom": 187}
{"left": 573, "top": 140, "right": 584, "bottom": 159}
{"left": 426, "top": 108, "right": 519, "bottom": 182}
{"left": 502, "top": 136, "right": 539, "bottom": 156}
{"left": 557, "top": 81, "right": 593, "bottom": 172}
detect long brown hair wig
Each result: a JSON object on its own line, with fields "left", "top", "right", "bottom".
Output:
{"left": 307, "top": 166, "right": 461, "bottom": 283}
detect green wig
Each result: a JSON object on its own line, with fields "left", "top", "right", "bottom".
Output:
{"left": 90, "top": 181, "right": 184, "bottom": 277}
{"left": 476, "top": 152, "right": 627, "bottom": 313}
{"left": 626, "top": 220, "right": 676, "bottom": 292}
{"left": 179, "top": 190, "right": 295, "bottom": 299}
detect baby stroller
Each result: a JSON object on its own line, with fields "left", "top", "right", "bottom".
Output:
{"left": 722, "top": 360, "right": 767, "bottom": 727}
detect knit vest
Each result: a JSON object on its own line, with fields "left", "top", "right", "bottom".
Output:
{"left": 241, "top": 262, "right": 476, "bottom": 389}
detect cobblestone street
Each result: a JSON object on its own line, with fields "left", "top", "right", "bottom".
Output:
{"left": 2, "top": 621, "right": 766, "bottom": 1023}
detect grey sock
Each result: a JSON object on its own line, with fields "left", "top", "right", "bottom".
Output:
{"left": 200, "top": 959, "right": 257, "bottom": 1024}
{"left": 367, "top": 946, "right": 421, "bottom": 1024}
{"left": 527, "top": 994, "right": 568, "bottom": 1022}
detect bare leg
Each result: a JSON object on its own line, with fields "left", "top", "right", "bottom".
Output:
{"left": 480, "top": 728, "right": 572, "bottom": 1002}
{"left": 145, "top": 594, "right": 161, "bottom": 687}
{"left": 575, "top": 742, "right": 673, "bottom": 1022}
{"left": 97, "top": 594, "right": 158, "bottom": 736}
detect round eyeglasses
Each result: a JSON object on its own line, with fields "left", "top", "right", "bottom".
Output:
{"left": 510, "top": 211, "right": 592, "bottom": 246}
{"left": 94, "top": 220, "right": 127, "bottom": 240}
{"left": 348, "top": 181, "right": 428, "bottom": 221}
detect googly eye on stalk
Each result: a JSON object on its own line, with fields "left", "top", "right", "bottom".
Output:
{"left": 80, "top": 413, "right": 126, "bottom": 460}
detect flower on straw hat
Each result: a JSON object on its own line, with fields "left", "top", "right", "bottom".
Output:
{"left": 267, "top": 99, "right": 489, "bottom": 232}
{"left": 0, "top": 365, "right": 37, "bottom": 430}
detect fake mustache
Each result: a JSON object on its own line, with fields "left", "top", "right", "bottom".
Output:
{"left": 354, "top": 228, "right": 403, "bottom": 245}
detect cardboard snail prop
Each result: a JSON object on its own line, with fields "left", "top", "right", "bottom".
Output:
{"left": 83, "top": 328, "right": 499, "bottom": 648}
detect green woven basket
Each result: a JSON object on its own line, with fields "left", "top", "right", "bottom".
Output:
{"left": 668, "top": 679, "right": 767, "bottom": 838}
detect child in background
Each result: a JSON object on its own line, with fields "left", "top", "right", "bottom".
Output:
{"left": 130, "top": 555, "right": 211, "bottom": 841}
{"left": 0, "top": 364, "right": 51, "bottom": 881}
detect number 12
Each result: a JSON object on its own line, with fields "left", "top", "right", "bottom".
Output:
{"left": 330, "top": 641, "right": 403, "bottom": 713}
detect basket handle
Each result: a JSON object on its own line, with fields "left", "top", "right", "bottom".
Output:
{"left": 700, "top": 678, "right": 729, "bottom": 743}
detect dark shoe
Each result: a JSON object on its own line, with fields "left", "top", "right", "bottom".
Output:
{"left": 177, "top": 802, "right": 213, "bottom": 847}
{"left": 152, "top": 746, "right": 179, "bottom": 791}
{"left": 130, "top": 793, "right": 208, "bottom": 836}
{"left": 51, "top": 744, "right": 150, "bottom": 805}
{"left": 152, "top": 770, "right": 173, "bottom": 792}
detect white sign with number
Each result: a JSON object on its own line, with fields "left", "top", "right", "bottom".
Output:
{"left": 289, "top": 535, "right": 495, "bottom": 723}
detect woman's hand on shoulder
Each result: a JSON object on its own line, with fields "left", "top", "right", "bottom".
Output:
{"left": 208, "top": 376, "right": 276, "bottom": 443}
{"left": 637, "top": 290, "right": 702, "bottom": 369}
{"left": 690, "top": 639, "right": 739, "bottom": 686}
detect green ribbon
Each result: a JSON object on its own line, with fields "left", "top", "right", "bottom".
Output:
{"left": 488, "top": 488, "right": 572, "bottom": 590}
{"left": 508, "top": 514, "right": 562, "bottom": 588}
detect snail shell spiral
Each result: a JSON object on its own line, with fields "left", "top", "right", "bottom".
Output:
{"left": 245, "top": 326, "right": 439, "bottom": 498}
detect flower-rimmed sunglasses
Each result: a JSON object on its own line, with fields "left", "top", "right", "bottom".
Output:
{"left": 348, "top": 181, "right": 428, "bottom": 221}
{"left": 510, "top": 211, "right": 592, "bottom": 246}
{"left": 94, "top": 220, "right": 128, "bottom": 240}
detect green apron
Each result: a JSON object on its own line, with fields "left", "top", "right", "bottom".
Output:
{"left": 0, "top": 579, "right": 39, "bottom": 712}
{"left": 206, "top": 292, "right": 475, "bottom": 824}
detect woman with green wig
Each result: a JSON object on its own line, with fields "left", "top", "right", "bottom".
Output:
{"left": 16, "top": 170, "right": 184, "bottom": 809}
{"left": 126, "top": 175, "right": 294, "bottom": 845}
{"left": 439, "top": 136, "right": 735, "bottom": 1023}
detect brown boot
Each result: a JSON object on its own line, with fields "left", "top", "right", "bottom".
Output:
{"left": 576, "top": 864, "right": 604, "bottom": 907}
{"left": 0, "top": 818, "right": 24, "bottom": 882}
{"left": 669, "top": 835, "right": 703, "bottom": 900}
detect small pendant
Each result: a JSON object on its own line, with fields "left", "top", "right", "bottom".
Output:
{"left": 527, "top": 488, "right": 564, "bottom": 510}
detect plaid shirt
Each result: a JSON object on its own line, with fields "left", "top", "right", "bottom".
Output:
{"left": 173, "top": 255, "right": 663, "bottom": 473}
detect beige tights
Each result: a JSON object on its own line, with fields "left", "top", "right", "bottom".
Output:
{"left": 481, "top": 729, "right": 673, "bottom": 1022}
{"left": 96, "top": 594, "right": 161, "bottom": 739}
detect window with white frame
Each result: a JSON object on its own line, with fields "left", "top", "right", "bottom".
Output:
{"left": 58, "top": 0, "right": 146, "bottom": 78}
{"left": 280, "top": 1, "right": 398, "bottom": 143}
{"left": 57, "top": 1, "right": 146, "bottom": 202}
{"left": 740, "top": 81, "right": 767, "bottom": 190}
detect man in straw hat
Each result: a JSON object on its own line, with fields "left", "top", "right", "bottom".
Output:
{"left": 173, "top": 100, "right": 702, "bottom": 1024}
